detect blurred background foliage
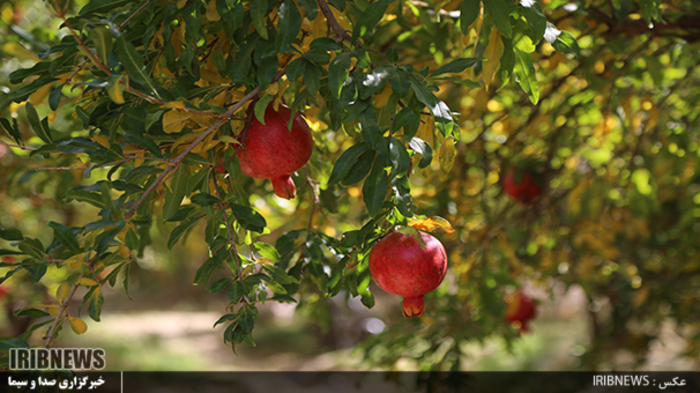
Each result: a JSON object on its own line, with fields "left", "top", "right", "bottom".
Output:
{"left": 0, "top": 0, "right": 699, "bottom": 371}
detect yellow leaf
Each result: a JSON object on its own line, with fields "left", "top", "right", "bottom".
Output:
{"left": 258, "top": 257, "right": 274, "bottom": 266}
{"left": 92, "top": 135, "right": 110, "bottom": 148}
{"left": 163, "top": 110, "right": 193, "bottom": 134}
{"left": 29, "top": 84, "right": 52, "bottom": 105}
{"left": 483, "top": 26, "right": 503, "bottom": 90}
{"left": 55, "top": 283, "right": 71, "bottom": 303}
{"left": 408, "top": 216, "right": 456, "bottom": 234}
{"left": 162, "top": 101, "right": 186, "bottom": 109}
{"left": 205, "top": 0, "right": 221, "bottom": 21}
{"left": 265, "top": 82, "right": 279, "bottom": 96}
{"left": 107, "top": 75, "right": 126, "bottom": 104}
{"left": 69, "top": 317, "right": 88, "bottom": 335}
{"left": 218, "top": 135, "right": 241, "bottom": 145}
{"left": 78, "top": 277, "right": 99, "bottom": 286}
{"left": 437, "top": 133, "right": 456, "bottom": 173}
{"left": 65, "top": 252, "right": 90, "bottom": 270}
{"left": 2, "top": 42, "right": 39, "bottom": 62}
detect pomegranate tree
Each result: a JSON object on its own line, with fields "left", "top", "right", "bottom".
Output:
{"left": 369, "top": 229, "right": 448, "bottom": 318}
{"left": 237, "top": 104, "right": 313, "bottom": 199}
{"left": 502, "top": 170, "right": 540, "bottom": 204}
{"left": 504, "top": 290, "right": 537, "bottom": 332}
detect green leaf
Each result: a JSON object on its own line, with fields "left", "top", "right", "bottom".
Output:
{"left": 409, "top": 137, "right": 433, "bottom": 168}
{"left": 513, "top": 48, "right": 539, "bottom": 104}
{"left": 214, "top": 313, "right": 239, "bottom": 328}
{"left": 639, "top": 0, "right": 662, "bottom": 24}
{"left": 10, "top": 75, "right": 57, "bottom": 103}
{"left": 552, "top": 31, "right": 581, "bottom": 57}
{"left": 100, "top": 181, "right": 119, "bottom": 219}
{"left": 284, "top": 58, "right": 306, "bottom": 82}
{"left": 227, "top": 281, "right": 245, "bottom": 304}
{"left": 88, "top": 288, "right": 104, "bottom": 322}
{"left": 48, "top": 84, "right": 62, "bottom": 111}
{"left": 0, "top": 118, "right": 22, "bottom": 144}
{"left": 114, "top": 36, "right": 160, "bottom": 98}
{"left": 89, "top": 26, "right": 113, "bottom": 65}
{"left": 254, "top": 95, "right": 274, "bottom": 125}
{"left": 409, "top": 78, "right": 453, "bottom": 136}
{"left": 360, "top": 66, "right": 391, "bottom": 100}
{"left": 460, "top": 0, "right": 481, "bottom": 35}
{"left": 25, "top": 103, "right": 53, "bottom": 143}
{"left": 168, "top": 215, "right": 203, "bottom": 249}
{"left": 14, "top": 308, "right": 50, "bottom": 319}
{"left": 18, "top": 238, "right": 45, "bottom": 260}
{"left": 388, "top": 137, "right": 410, "bottom": 175}
{"left": 432, "top": 58, "right": 478, "bottom": 77}
{"left": 10, "top": 62, "right": 51, "bottom": 84}
{"left": 239, "top": 312, "right": 255, "bottom": 333}
{"left": 329, "top": 143, "right": 371, "bottom": 185}
{"left": 353, "top": 0, "right": 396, "bottom": 39}
{"left": 229, "top": 203, "right": 267, "bottom": 233}
{"left": 65, "top": 190, "right": 107, "bottom": 209}
{"left": 249, "top": 0, "right": 269, "bottom": 40}
{"left": 388, "top": 68, "right": 410, "bottom": 98}
{"left": 276, "top": 0, "right": 301, "bottom": 53}
{"left": 190, "top": 193, "right": 222, "bottom": 207}
{"left": 255, "top": 242, "right": 280, "bottom": 263}
{"left": 520, "top": 2, "right": 546, "bottom": 44}
{"left": 302, "top": 47, "right": 331, "bottom": 64}
{"left": 79, "top": 0, "right": 132, "bottom": 15}
{"left": 48, "top": 222, "right": 81, "bottom": 254}
{"left": 0, "top": 227, "right": 23, "bottom": 241}
{"left": 328, "top": 53, "right": 351, "bottom": 99}
{"left": 264, "top": 265, "right": 296, "bottom": 285}
{"left": 304, "top": 63, "right": 322, "bottom": 96}
{"left": 26, "top": 262, "right": 48, "bottom": 282}
{"left": 309, "top": 37, "right": 344, "bottom": 52}
{"left": 125, "top": 228, "right": 139, "bottom": 251}
{"left": 163, "top": 166, "right": 189, "bottom": 220}
{"left": 483, "top": 0, "right": 515, "bottom": 38}
{"left": 341, "top": 150, "right": 375, "bottom": 186}
{"left": 392, "top": 106, "right": 420, "bottom": 138}
{"left": 363, "top": 157, "right": 389, "bottom": 216}
{"left": 194, "top": 257, "right": 220, "bottom": 286}
{"left": 298, "top": 0, "right": 318, "bottom": 20}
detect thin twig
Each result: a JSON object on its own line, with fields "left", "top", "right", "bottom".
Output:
{"left": 304, "top": 169, "right": 320, "bottom": 234}
{"left": 0, "top": 141, "right": 35, "bottom": 150}
{"left": 212, "top": 172, "right": 244, "bottom": 282}
{"left": 44, "top": 254, "right": 99, "bottom": 347}
{"left": 317, "top": 0, "right": 352, "bottom": 42}
{"left": 117, "top": 0, "right": 150, "bottom": 31}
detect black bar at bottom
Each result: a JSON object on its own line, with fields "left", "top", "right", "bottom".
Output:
{"left": 0, "top": 371, "right": 698, "bottom": 392}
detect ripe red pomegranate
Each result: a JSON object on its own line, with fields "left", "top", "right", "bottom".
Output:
{"left": 369, "top": 230, "right": 448, "bottom": 318}
{"left": 505, "top": 290, "right": 537, "bottom": 332}
{"left": 214, "top": 158, "right": 226, "bottom": 173}
{"left": 502, "top": 170, "right": 540, "bottom": 204}
{"left": 237, "top": 104, "right": 313, "bottom": 199}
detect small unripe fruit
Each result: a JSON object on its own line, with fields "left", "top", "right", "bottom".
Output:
{"left": 237, "top": 104, "right": 313, "bottom": 199}
{"left": 214, "top": 158, "right": 226, "bottom": 173}
{"left": 502, "top": 170, "right": 540, "bottom": 204}
{"left": 369, "top": 230, "right": 448, "bottom": 318}
{"left": 505, "top": 290, "right": 537, "bottom": 332}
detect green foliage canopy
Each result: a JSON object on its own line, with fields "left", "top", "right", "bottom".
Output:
{"left": 0, "top": 0, "right": 699, "bottom": 370}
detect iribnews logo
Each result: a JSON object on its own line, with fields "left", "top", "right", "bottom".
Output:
{"left": 9, "top": 348, "right": 106, "bottom": 370}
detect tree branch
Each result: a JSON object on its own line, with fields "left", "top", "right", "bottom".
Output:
{"left": 317, "top": 0, "right": 352, "bottom": 42}
{"left": 44, "top": 254, "right": 99, "bottom": 347}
